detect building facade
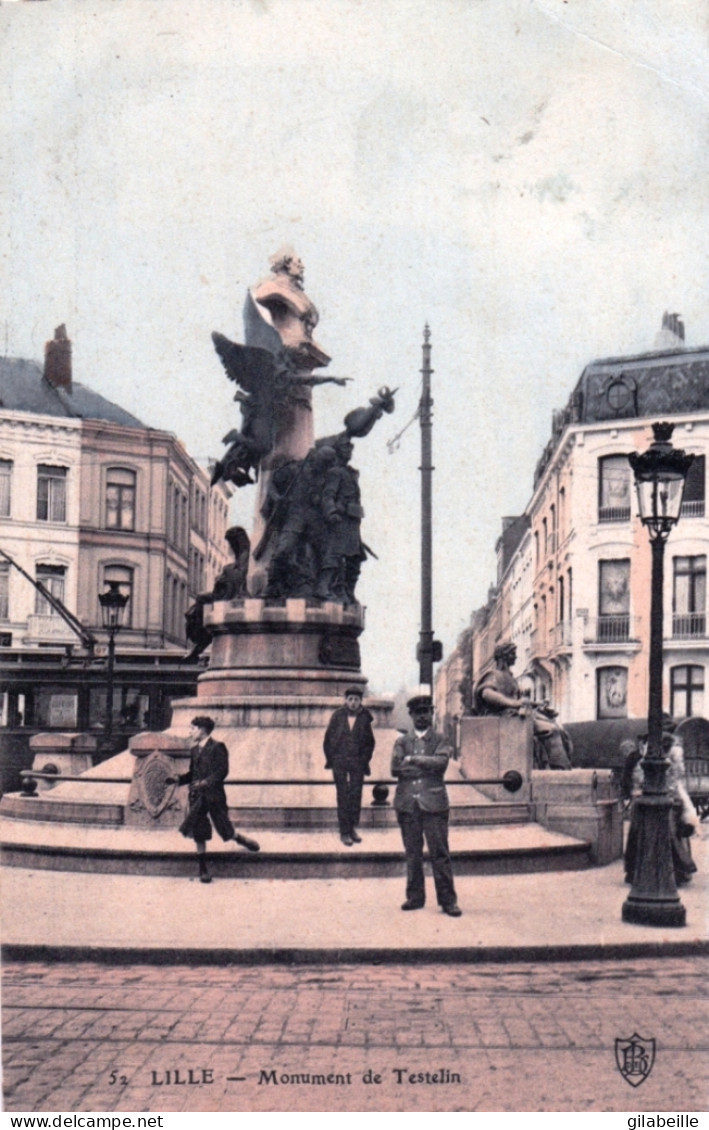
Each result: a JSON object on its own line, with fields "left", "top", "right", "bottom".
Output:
{"left": 440, "top": 322, "right": 709, "bottom": 727}
{"left": 0, "top": 328, "right": 231, "bottom": 779}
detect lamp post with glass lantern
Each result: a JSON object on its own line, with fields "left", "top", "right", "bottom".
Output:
{"left": 622, "top": 421, "right": 694, "bottom": 927}
{"left": 98, "top": 580, "right": 129, "bottom": 751}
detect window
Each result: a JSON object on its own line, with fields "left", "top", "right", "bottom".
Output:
{"left": 106, "top": 468, "right": 136, "bottom": 530}
{"left": 37, "top": 464, "right": 67, "bottom": 523}
{"left": 0, "top": 460, "right": 12, "bottom": 518}
{"left": 35, "top": 688, "right": 78, "bottom": 729}
{"left": 0, "top": 564, "right": 8, "bottom": 621}
{"left": 673, "top": 555, "right": 706, "bottom": 638}
{"left": 670, "top": 665, "right": 705, "bottom": 719}
{"left": 102, "top": 565, "right": 133, "bottom": 628}
{"left": 597, "top": 666, "right": 628, "bottom": 719}
{"left": 35, "top": 564, "right": 66, "bottom": 615}
{"left": 681, "top": 455, "right": 705, "bottom": 518}
{"left": 598, "top": 559, "right": 630, "bottom": 641}
{"left": 598, "top": 456, "right": 631, "bottom": 523}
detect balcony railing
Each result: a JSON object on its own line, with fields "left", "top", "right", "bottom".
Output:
{"left": 24, "top": 614, "right": 76, "bottom": 644}
{"left": 680, "top": 499, "right": 705, "bottom": 518}
{"left": 598, "top": 506, "right": 631, "bottom": 524}
{"left": 672, "top": 612, "right": 707, "bottom": 639}
{"left": 584, "top": 615, "right": 638, "bottom": 644}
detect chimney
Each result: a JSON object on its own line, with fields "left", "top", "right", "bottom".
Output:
{"left": 653, "top": 311, "right": 685, "bottom": 351}
{"left": 44, "top": 325, "right": 72, "bottom": 392}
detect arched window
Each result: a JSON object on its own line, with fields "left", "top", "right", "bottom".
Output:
{"left": 105, "top": 468, "right": 136, "bottom": 530}
{"left": 598, "top": 456, "right": 631, "bottom": 523}
{"left": 0, "top": 459, "right": 12, "bottom": 518}
{"left": 37, "top": 465, "right": 67, "bottom": 523}
{"left": 35, "top": 563, "right": 66, "bottom": 615}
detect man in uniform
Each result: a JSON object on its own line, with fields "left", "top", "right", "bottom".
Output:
{"left": 391, "top": 694, "right": 461, "bottom": 916}
{"left": 323, "top": 687, "right": 376, "bottom": 846}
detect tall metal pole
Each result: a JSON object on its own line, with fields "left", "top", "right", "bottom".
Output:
{"left": 105, "top": 627, "right": 117, "bottom": 750}
{"left": 622, "top": 532, "right": 685, "bottom": 926}
{"left": 418, "top": 324, "right": 434, "bottom": 688}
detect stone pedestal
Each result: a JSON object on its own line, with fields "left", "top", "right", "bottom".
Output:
{"left": 458, "top": 715, "right": 533, "bottom": 802}
{"left": 30, "top": 732, "right": 98, "bottom": 792}
{"left": 127, "top": 599, "right": 399, "bottom": 822}
{"left": 531, "top": 769, "right": 623, "bottom": 865}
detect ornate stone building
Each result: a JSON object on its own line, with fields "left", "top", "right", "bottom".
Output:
{"left": 0, "top": 328, "right": 231, "bottom": 783}
{"left": 439, "top": 319, "right": 709, "bottom": 726}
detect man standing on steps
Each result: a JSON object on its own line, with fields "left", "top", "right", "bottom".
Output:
{"left": 391, "top": 694, "right": 461, "bottom": 916}
{"left": 168, "top": 715, "right": 260, "bottom": 883}
{"left": 323, "top": 687, "right": 376, "bottom": 847}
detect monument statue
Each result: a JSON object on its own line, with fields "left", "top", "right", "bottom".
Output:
{"left": 258, "top": 444, "right": 338, "bottom": 599}
{"left": 209, "top": 250, "right": 396, "bottom": 604}
{"left": 211, "top": 246, "right": 351, "bottom": 489}
{"left": 473, "top": 640, "right": 573, "bottom": 769}
{"left": 183, "top": 527, "right": 250, "bottom": 660}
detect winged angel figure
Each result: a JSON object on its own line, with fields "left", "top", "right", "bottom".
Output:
{"left": 210, "top": 330, "right": 351, "bottom": 488}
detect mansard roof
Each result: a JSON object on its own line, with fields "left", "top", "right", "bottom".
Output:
{"left": 575, "top": 344, "right": 709, "bottom": 424}
{"left": 534, "top": 343, "right": 709, "bottom": 487}
{"left": 0, "top": 357, "right": 145, "bottom": 429}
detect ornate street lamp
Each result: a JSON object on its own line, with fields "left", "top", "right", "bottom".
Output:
{"left": 623, "top": 422, "right": 694, "bottom": 927}
{"left": 98, "top": 581, "right": 129, "bottom": 750}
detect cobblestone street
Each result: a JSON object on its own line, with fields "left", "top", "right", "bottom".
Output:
{"left": 3, "top": 956, "right": 708, "bottom": 1113}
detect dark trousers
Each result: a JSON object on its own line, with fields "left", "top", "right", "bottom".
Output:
{"left": 179, "top": 790, "right": 235, "bottom": 844}
{"left": 397, "top": 806, "right": 457, "bottom": 908}
{"left": 332, "top": 760, "right": 365, "bottom": 836}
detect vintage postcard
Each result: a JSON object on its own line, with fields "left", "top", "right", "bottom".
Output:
{"left": 1, "top": 0, "right": 708, "bottom": 1117}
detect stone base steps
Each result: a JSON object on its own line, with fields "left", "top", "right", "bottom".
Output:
{"left": 0, "top": 792, "right": 532, "bottom": 829}
{"left": 0, "top": 817, "right": 591, "bottom": 878}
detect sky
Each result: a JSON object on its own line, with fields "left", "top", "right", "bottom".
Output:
{"left": 3, "top": 0, "right": 709, "bottom": 694}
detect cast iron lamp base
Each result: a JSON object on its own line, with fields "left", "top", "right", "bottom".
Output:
{"left": 622, "top": 792, "right": 686, "bottom": 928}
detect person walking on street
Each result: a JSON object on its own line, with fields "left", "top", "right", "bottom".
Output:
{"left": 323, "top": 687, "right": 375, "bottom": 846}
{"left": 391, "top": 694, "right": 461, "bottom": 916}
{"left": 167, "top": 715, "right": 260, "bottom": 883}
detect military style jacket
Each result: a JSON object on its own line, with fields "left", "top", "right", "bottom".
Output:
{"left": 390, "top": 728, "right": 452, "bottom": 814}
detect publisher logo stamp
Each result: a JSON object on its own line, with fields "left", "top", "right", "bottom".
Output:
{"left": 615, "top": 1033, "right": 656, "bottom": 1087}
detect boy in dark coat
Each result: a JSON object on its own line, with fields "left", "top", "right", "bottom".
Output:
{"left": 169, "top": 715, "right": 260, "bottom": 883}
{"left": 323, "top": 687, "right": 376, "bottom": 846}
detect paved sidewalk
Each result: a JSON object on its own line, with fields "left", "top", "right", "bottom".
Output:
{"left": 3, "top": 955, "right": 708, "bottom": 1112}
{"left": 2, "top": 833, "right": 707, "bottom": 963}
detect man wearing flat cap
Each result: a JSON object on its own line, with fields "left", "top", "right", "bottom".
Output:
{"left": 391, "top": 694, "right": 461, "bottom": 916}
{"left": 323, "top": 686, "right": 376, "bottom": 846}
